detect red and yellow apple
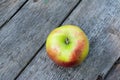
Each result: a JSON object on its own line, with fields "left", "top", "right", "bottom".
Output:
{"left": 46, "top": 25, "right": 89, "bottom": 67}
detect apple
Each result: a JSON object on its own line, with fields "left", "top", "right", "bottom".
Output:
{"left": 46, "top": 25, "right": 89, "bottom": 67}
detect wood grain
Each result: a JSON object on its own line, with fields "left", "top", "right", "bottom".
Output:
{"left": 17, "top": 0, "right": 120, "bottom": 80}
{"left": 105, "top": 58, "right": 120, "bottom": 80}
{"left": 0, "top": 0, "right": 80, "bottom": 80}
{"left": 0, "top": 0, "right": 27, "bottom": 28}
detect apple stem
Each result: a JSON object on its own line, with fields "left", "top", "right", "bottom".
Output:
{"left": 65, "top": 38, "right": 69, "bottom": 44}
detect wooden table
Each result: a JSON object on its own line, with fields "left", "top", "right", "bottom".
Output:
{"left": 0, "top": 0, "right": 120, "bottom": 80}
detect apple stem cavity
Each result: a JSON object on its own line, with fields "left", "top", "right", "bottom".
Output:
{"left": 65, "top": 38, "right": 70, "bottom": 45}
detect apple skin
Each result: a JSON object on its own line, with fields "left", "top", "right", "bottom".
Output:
{"left": 46, "top": 25, "right": 89, "bottom": 67}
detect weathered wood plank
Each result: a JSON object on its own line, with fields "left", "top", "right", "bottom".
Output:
{"left": 0, "top": 0, "right": 28, "bottom": 28}
{"left": 105, "top": 58, "right": 120, "bottom": 80}
{"left": 0, "top": 0, "right": 80, "bottom": 80}
{"left": 17, "top": 0, "right": 120, "bottom": 80}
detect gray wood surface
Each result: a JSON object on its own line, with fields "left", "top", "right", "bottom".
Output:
{"left": 17, "top": 0, "right": 120, "bottom": 80}
{"left": 105, "top": 58, "right": 120, "bottom": 80}
{"left": 0, "top": 0, "right": 27, "bottom": 28}
{"left": 0, "top": 0, "right": 80, "bottom": 80}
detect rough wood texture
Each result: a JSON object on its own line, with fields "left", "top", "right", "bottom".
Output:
{"left": 105, "top": 58, "right": 120, "bottom": 80}
{"left": 17, "top": 0, "right": 120, "bottom": 80}
{"left": 0, "top": 0, "right": 27, "bottom": 28}
{"left": 0, "top": 0, "right": 80, "bottom": 80}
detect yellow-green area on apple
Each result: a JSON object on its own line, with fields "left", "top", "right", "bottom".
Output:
{"left": 46, "top": 25, "right": 89, "bottom": 67}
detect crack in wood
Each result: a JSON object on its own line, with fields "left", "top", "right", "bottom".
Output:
{"left": 59, "top": 0, "right": 82, "bottom": 26}
{"left": 104, "top": 57, "right": 120, "bottom": 80}
{"left": 14, "top": 43, "right": 45, "bottom": 80}
{"left": 115, "top": 57, "right": 120, "bottom": 65}
{"left": 33, "top": 0, "right": 38, "bottom": 2}
{"left": 96, "top": 75, "right": 104, "bottom": 80}
{"left": 108, "top": 27, "right": 120, "bottom": 39}
{"left": 0, "top": 0, "right": 29, "bottom": 29}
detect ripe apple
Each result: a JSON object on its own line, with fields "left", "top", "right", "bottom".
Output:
{"left": 46, "top": 25, "right": 89, "bottom": 67}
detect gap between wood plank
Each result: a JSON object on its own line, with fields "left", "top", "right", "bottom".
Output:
{"left": 104, "top": 57, "right": 120, "bottom": 80}
{"left": 14, "top": 0, "right": 82, "bottom": 80}
{"left": 0, "top": 0, "right": 29, "bottom": 30}
{"left": 96, "top": 57, "right": 120, "bottom": 80}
